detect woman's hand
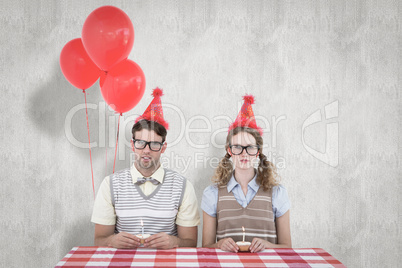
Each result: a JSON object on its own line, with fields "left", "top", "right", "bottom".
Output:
{"left": 250, "top": 238, "right": 272, "bottom": 253}
{"left": 217, "top": 238, "right": 239, "bottom": 252}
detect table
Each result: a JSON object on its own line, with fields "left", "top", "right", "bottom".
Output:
{"left": 55, "top": 247, "right": 346, "bottom": 267}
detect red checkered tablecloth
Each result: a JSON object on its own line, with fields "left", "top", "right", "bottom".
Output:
{"left": 55, "top": 247, "right": 346, "bottom": 267}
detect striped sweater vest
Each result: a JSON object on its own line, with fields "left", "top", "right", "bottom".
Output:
{"left": 216, "top": 186, "right": 277, "bottom": 244}
{"left": 110, "top": 168, "right": 186, "bottom": 236}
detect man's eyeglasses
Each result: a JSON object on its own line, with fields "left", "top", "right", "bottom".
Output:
{"left": 133, "top": 139, "right": 164, "bottom": 152}
{"left": 229, "top": 145, "right": 259, "bottom": 156}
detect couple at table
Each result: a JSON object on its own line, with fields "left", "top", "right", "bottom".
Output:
{"left": 91, "top": 88, "right": 291, "bottom": 253}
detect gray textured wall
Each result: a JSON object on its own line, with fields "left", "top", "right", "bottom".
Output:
{"left": 1, "top": 1, "right": 400, "bottom": 267}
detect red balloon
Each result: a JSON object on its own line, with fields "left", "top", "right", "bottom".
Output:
{"left": 100, "top": 59, "right": 146, "bottom": 114}
{"left": 82, "top": 6, "right": 134, "bottom": 71}
{"left": 60, "top": 38, "right": 101, "bottom": 90}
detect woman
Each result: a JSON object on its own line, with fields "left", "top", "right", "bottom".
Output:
{"left": 201, "top": 95, "right": 291, "bottom": 253}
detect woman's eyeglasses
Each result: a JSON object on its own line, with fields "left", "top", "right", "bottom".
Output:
{"left": 229, "top": 145, "right": 259, "bottom": 156}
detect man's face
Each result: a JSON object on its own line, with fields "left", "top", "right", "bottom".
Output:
{"left": 131, "top": 129, "right": 167, "bottom": 173}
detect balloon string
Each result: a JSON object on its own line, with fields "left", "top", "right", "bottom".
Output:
{"left": 113, "top": 113, "right": 121, "bottom": 173}
{"left": 83, "top": 90, "right": 95, "bottom": 199}
{"left": 105, "top": 143, "right": 108, "bottom": 177}
{"left": 103, "top": 71, "right": 108, "bottom": 178}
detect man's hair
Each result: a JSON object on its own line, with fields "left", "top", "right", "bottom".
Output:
{"left": 132, "top": 120, "right": 167, "bottom": 143}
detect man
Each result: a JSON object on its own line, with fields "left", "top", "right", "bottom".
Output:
{"left": 91, "top": 88, "right": 200, "bottom": 249}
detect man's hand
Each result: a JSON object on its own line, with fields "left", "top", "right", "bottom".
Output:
{"left": 108, "top": 232, "right": 141, "bottom": 249}
{"left": 144, "top": 232, "right": 179, "bottom": 249}
{"left": 249, "top": 238, "right": 271, "bottom": 253}
{"left": 217, "top": 238, "right": 239, "bottom": 253}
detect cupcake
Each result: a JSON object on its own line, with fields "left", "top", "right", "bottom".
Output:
{"left": 136, "top": 234, "right": 150, "bottom": 244}
{"left": 236, "top": 241, "right": 251, "bottom": 252}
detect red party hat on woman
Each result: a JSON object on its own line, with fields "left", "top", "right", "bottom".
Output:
{"left": 135, "top": 87, "right": 169, "bottom": 130}
{"left": 228, "top": 95, "right": 262, "bottom": 135}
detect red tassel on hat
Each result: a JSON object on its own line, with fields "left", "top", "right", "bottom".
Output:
{"left": 135, "top": 87, "right": 169, "bottom": 129}
{"left": 152, "top": 87, "right": 163, "bottom": 97}
{"left": 228, "top": 94, "right": 262, "bottom": 136}
{"left": 243, "top": 95, "right": 255, "bottom": 104}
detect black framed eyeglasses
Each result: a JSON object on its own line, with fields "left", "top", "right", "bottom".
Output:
{"left": 133, "top": 139, "right": 164, "bottom": 152}
{"left": 229, "top": 145, "right": 259, "bottom": 156}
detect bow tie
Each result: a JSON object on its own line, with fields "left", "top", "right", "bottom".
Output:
{"left": 136, "top": 177, "right": 160, "bottom": 185}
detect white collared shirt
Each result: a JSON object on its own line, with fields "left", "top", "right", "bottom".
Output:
{"left": 131, "top": 164, "right": 165, "bottom": 196}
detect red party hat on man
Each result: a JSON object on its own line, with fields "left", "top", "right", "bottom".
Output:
{"left": 135, "top": 87, "right": 169, "bottom": 130}
{"left": 228, "top": 95, "right": 262, "bottom": 135}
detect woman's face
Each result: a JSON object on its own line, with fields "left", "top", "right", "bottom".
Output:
{"left": 228, "top": 131, "right": 259, "bottom": 170}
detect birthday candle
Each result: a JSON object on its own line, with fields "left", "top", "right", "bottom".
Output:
{"left": 141, "top": 218, "right": 144, "bottom": 236}
{"left": 242, "top": 226, "right": 245, "bottom": 242}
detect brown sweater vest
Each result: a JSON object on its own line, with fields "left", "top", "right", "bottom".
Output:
{"left": 216, "top": 186, "right": 277, "bottom": 244}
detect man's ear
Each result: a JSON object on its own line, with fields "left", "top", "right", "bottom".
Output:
{"left": 131, "top": 139, "right": 135, "bottom": 152}
{"left": 161, "top": 142, "right": 167, "bottom": 153}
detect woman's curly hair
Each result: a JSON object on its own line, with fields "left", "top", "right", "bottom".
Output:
{"left": 212, "top": 127, "right": 279, "bottom": 191}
